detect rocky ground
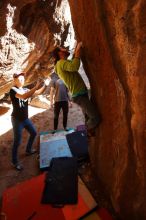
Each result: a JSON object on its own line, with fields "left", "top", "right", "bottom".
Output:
{"left": 0, "top": 101, "right": 118, "bottom": 219}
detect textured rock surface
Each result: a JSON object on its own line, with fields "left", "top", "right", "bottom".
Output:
{"left": 0, "top": 0, "right": 74, "bottom": 96}
{"left": 68, "top": 0, "right": 146, "bottom": 219}
{"left": 1, "top": 0, "right": 146, "bottom": 219}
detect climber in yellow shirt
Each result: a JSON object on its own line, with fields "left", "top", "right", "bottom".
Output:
{"left": 51, "top": 42, "right": 101, "bottom": 136}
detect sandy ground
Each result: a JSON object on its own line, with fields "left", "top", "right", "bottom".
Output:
{"left": 0, "top": 102, "right": 84, "bottom": 204}
{"left": 0, "top": 102, "right": 118, "bottom": 219}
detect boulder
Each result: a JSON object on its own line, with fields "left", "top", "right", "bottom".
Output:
{"left": 68, "top": 1, "right": 146, "bottom": 219}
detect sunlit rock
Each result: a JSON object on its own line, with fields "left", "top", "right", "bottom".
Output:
{"left": 0, "top": 0, "right": 74, "bottom": 97}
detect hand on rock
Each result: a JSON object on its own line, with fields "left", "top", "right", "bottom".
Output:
{"left": 77, "top": 41, "right": 83, "bottom": 48}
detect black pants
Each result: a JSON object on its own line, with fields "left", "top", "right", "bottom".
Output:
{"left": 54, "top": 101, "right": 69, "bottom": 130}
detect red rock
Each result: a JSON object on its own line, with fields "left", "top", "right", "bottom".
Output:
{"left": 68, "top": 0, "right": 146, "bottom": 219}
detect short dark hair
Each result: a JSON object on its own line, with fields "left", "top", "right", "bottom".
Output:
{"left": 51, "top": 47, "right": 61, "bottom": 63}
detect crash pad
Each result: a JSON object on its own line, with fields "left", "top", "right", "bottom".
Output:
{"left": 1, "top": 174, "right": 97, "bottom": 220}
{"left": 39, "top": 130, "right": 74, "bottom": 169}
{"left": 41, "top": 157, "right": 78, "bottom": 205}
{"left": 66, "top": 131, "right": 88, "bottom": 161}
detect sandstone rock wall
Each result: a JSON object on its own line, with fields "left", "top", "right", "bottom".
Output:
{"left": 68, "top": 0, "right": 146, "bottom": 219}
{"left": 0, "top": 0, "right": 74, "bottom": 97}
{"left": 1, "top": 0, "right": 146, "bottom": 219}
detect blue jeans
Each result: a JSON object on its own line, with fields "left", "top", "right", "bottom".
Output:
{"left": 11, "top": 116, "right": 37, "bottom": 164}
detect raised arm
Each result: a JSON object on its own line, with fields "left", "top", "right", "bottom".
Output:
{"left": 15, "top": 81, "right": 41, "bottom": 99}
{"left": 61, "top": 41, "right": 83, "bottom": 72}
{"left": 74, "top": 41, "right": 83, "bottom": 58}
{"left": 34, "top": 83, "right": 46, "bottom": 95}
{"left": 61, "top": 58, "right": 80, "bottom": 72}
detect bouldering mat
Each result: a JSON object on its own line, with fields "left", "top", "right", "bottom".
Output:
{"left": 66, "top": 131, "right": 88, "bottom": 161}
{"left": 39, "top": 130, "right": 74, "bottom": 169}
{"left": 1, "top": 174, "right": 97, "bottom": 220}
{"left": 41, "top": 157, "right": 78, "bottom": 205}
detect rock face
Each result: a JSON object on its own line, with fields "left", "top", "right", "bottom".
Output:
{"left": 68, "top": 0, "right": 146, "bottom": 219}
{"left": 0, "top": 0, "right": 74, "bottom": 97}
{"left": 1, "top": 0, "right": 146, "bottom": 219}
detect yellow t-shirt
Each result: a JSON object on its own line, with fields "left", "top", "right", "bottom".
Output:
{"left": 55, "top": 58, "right": 87, "bottom": 97}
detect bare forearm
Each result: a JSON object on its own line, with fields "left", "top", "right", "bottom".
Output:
{"left": 16, "top": 86, "right": 37, "bottom": 99}
{"left": 34, "top": 85, "right": 46, "bottom": 95}
{"left": 74, "top": 48, "right": 81, "bottom": 58}
{"left": 74, "top": 42, "right": 83, "bottom": 58}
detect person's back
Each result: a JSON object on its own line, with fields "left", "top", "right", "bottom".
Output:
{"left": 54, "top": 79, "right": 69, "bottom": 102}
{"left": 50, "top": 78, "right": 69, "bottom": 132}
{"left": 55, "top": 59, "right": 87, "bottom": 98}
{"left": 47, "top": 72, "right": 59, "bottom": 94}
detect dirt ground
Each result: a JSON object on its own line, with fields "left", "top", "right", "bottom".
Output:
{"left": 0, "top": 101, "right": 118, "bottom": 219}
